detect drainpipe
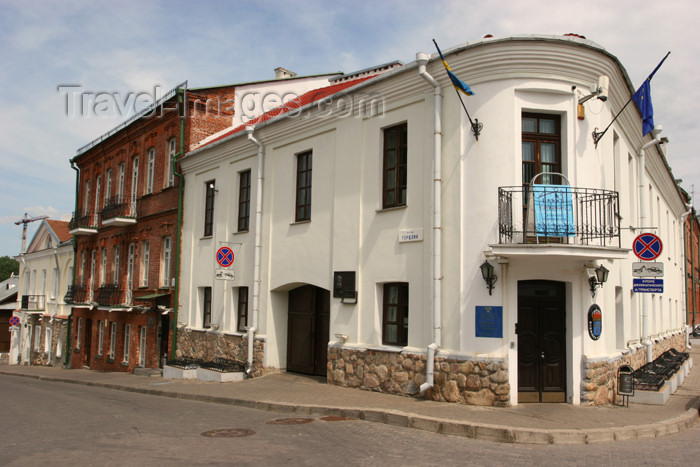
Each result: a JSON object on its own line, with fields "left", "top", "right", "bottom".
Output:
{"left": 170, "top": 87, "right": 186, "bottom": 359}
{"left": 416, "top": 52, "right": 442, "bottom": 394}
{"left": 65, "top": 158, "right": 80, "bottom": 367}
{"left": 245, "top": 126, "right": 264, "bottom": 375}
{"left": 638, "top": 126, "right": 663, "bottom": 362}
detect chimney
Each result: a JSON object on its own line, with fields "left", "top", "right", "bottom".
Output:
{"left": 274, "top": 67, "right": 297, "bottom": 79}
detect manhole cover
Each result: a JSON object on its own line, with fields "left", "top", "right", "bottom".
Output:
{"left": 265, "top": 417, "right": 314, "bottom": 425}
{"left": 201, "top": 428, "right": 256, "bottom": 438}
{"left": 320, "top": 416, "right": 351, "bottom": 422}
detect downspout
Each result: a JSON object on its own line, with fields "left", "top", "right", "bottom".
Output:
{"left": 416, "top": 52, "right": 442, "bottom": 394}
{"left": 65, "top": 158, "right": 80, "bottom": 367}
{"left": 170, "top": 87, "right": 186, "bottom": 359}
{"left": 245, "top": 126, "right": 264, "bottom": 375}
{"left": 639, "top": 127, "right": 662, "bottom": 362}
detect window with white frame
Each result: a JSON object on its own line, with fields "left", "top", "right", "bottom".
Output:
{"left": 101, "top": 248, "right": 107, "bottom": 286}
{"left": 141, "top": 240, "right": 150, "bottom": 287}
{"left": 51, "top": 267, "right": 58, "bottom": 300}
{"left": 56, "top": 334, "right": 62, "bottom": 358}
{"left": 105, "top": 168, "right": 112, "bottom": 204}
{"left": 139, "top": 326, "right": 147, "bottom": 367}
{"left": 113, "top": 245, "right": 120, "bottom": 285}
{"left": 76, "top": 317, "right": 82, "bottom": 350}
{"left": 161, "top": 236, "right": 171, "bottom": 287}
{"left": 45, "top": 327, "right": 52, "bottom": 354}
{"left": 94, "top": 176, "right": 101, "bottom": 217}
{"left": 123, "top": 324, "right": 131, "bottom": 363}
{"left": 167, "top": 139, "right": 176, "bottom": 187}
{"left": 146, "top": 148, "right": 155, "bottom": 194}
{"left": 90, "top": 250, "right": 96, "bottom": 293}
{"left": 34, "top": 325, "right": 41, "bottom": 350}
{"left": 118, "top": 163, "right": 125, "bottom": 200}
{"left": 97, "top": 320, "right": 104, "bottom": 357}
{"left": 109, "top": 322, "right": 116, "bottom": 359}
{"left": 80, "top": 251, "right": 86, "bottom": 285}
{"left": 131, "top": 157, "right": 139, "bottom": 215}
{"left": 84, "top": 179, "right": 90, "bottom": 215}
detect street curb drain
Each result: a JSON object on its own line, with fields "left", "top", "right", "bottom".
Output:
{"left": 265, "top": 417, "right": 314, "bottom": 425}
{"left": 201, "top": 428, "right": 256, "bottom": 438}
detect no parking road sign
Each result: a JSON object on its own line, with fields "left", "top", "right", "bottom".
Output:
{"left": 9, "top": 315, "right": 20, "bottom": 326}
{"left": 633, "top": 233, "right": 663, "bottom": 261}
{"left": 216, "top": 246, "right": 235, "bottom": 267}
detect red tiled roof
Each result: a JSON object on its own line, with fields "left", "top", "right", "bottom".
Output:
{"left": 46, "top": 219, "right": 71, "bottom": 243}
{"left": 199, "top": 75, "right": 377, "bottom": 149}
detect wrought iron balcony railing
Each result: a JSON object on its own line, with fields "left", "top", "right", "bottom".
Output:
{"left": 498, "top": 186, "right": 620, "bottom": 247}
{"left": 21, "top": 295, "right": 45, "bottom": 311}
{"left": 101, "top": 196, "right": 137, "bottom": 223}
{"left": 68, "top": 210, "right": 97, "bottom": 230}
{"left": 64, "top": 285, "right": 88, "bottom": 304}
{"left": 96, "top": 283, "right": 123, "bottom": 307}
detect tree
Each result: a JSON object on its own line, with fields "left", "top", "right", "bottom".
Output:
{"left": 0, "top": 256, "right": 19, "bottom": 282}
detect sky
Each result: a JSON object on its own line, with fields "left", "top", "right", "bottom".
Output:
{"left": 1, "top": 0, "right": 698, "bottom": 258}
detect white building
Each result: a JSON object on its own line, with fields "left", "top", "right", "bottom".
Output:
{"left": 176, "top": 35, "right": 688, "bottom": 406}
{"left": 11, "top": 220, "right": 73, "bottom": 366}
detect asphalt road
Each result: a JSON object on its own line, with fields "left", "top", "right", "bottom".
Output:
{"left": 1, "top": 374, "right": 699, "bottom": 466}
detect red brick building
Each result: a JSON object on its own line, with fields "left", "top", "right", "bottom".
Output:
{"left": 67, "top": 82, "right": 235, "bottom": 371}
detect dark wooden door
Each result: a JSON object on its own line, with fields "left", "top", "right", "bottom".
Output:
{"left": 517, "top": 281, "right": 566, "bottom": 402}
{"left": 0, "top": 311, "right": 11, "bottom": 352}
{"left": 287, "top": 285, "right": 330, "bottom": 376}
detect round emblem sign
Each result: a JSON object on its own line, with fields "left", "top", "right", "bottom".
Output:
{"left": 633, "top": 233, "right": 663, "bottom": 261}
{"left": 9, "top": 315, "right": 20, "bottom": 326}
{"left": 588, "top": 304, "right": 602, "bottom": 341}
{"left": 216, "top": 246, "right": 234, "bottom": 267}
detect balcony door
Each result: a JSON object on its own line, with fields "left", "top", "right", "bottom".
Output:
{"left": 522, "top": 113, "right": 561, "bottom": 187}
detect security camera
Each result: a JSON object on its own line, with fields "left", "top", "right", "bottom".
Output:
{"left": 597, "top": 75, "right": 609, "bottom": 102}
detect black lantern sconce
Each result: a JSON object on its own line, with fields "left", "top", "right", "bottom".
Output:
{"left": 588, "top": 264, "right": 609, "bottom": 297}
{"left": 480, "top": 260, "right": 497, "bottom": 295}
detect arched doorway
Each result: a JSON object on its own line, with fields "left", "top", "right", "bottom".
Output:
{"left": 517, "top": 280, "right": 566, "bottom": 402}
{"left": 286, "top": 285, "right": 329, "bottom": 376}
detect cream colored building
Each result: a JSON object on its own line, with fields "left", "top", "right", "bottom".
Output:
{"left": 11, "top": 220, "right": 73, "bottom": 366}
{"left": 176, "top": 35, "right": 688, "bottom": 406}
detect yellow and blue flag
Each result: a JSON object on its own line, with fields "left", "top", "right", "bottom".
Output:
{"left": 433, "top": 40, "right": 474, "bottom": 96}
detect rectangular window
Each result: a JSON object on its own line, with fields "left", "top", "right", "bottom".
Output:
{"left": 238, "top": 170, "right": 251, "bottom": 232}
{"left": 123, "top": 324, "right": 130, "bottom": 363}
{"left": 295, "top": 151, "right": 312, "bottom": 221}
{"left": 109, "top": 322, "right": 116, "bottom": 359}
{"left": 45, "top": 327, "right": 53, "bottom": 354}
{"left": 131, "top": 157, "right": 139, "bottom": 215}
{"left": 94, "top": 176, "right": 101, "bottom": 218}
{"left": 521, "top": 113, "right": 562, "bottom": 186}
{"left": 105, "top": 168, "right": 112, "bottom": 204}
{"left": 127, "top": 243, "right": 135, "bottom": 302}
{"left": 34, "top": 325, "right": 41, "bottom": 350}
{"left": 139, "top": 327, "right": 147, "bottom": 367}
{"left": 167, "top": 139, "right": 176, "bottom": 187}
{"left": 141, "top": 241, "right": 150, "bottom": 287}
{"left": 76, "top": 317, "right": 82, "bottom": 350}
{"left": 51, "top": 267, "right": 58, "bottom": 300}
{"left": 204, "top": 180, "right": 215, "bottom": 237}
{"left": 101, "top": 248, "right": 107, "bottom": 286}
{"left": 146, "top": 148, "right": 155, "bottom": 194}
{"left": 118, "top": 163, "right": 125, "bottom": 200}
{"left": 237, "top": 286, "right": 249, "bottom": 332}
{"left": 161, "top": 237, "right": 171, "bottom": 287}
{"left": 113, "top": 245, "right": 120, "bottom": 285}
{"left": 382, "top": 282, "right": 409, "bottom": 346}
{"left": 84, "top": 180, "right": 91, "bottom": 215}
{"left": 202, "top": 286, "right": 212, "bottom": 329}
{"left": 97, "top": 320, "right": 104, "bottom": 357}
{"left": 382, "top": 123, "right": 408, "bottom": 208}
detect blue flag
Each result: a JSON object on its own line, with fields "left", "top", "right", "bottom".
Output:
{"left": 632, "top": 52, "right": 670, "bottom": 136}
{"left": 433, "top": 41, "right": 474, "bottom": 96}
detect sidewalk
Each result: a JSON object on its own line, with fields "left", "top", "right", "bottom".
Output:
{"left": 3, "top": 343, "right": 699, "bottom": 445}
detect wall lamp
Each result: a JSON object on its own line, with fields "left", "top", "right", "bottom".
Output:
{"left": 588, "top": 264, "right": 609, "bottom": 297}
{"left": 480, "top": 260, "right": 497, "bottom": 295}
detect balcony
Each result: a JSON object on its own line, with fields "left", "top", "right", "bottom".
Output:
{"left": 96, "top": 284, "right": 123, "bottom": 307}
{"left": 64, "top": 285, "right": 88, "bottom": 304}
{"left": 21, "top": 295, "right": 45, "bottom": 311}
{"left": 493, "top": 186, "right": 626, "bottom": 261}
{"left": 101, "top": 196, "right": 137, "bottom": 226}
{"left": 68, "top": 210, "right": 98, "bottom": 235}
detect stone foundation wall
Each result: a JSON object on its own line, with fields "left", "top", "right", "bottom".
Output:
{"left": 176, "top": 329, "right": 268, "bottom": 377}
{"left": 582, "top": 331, "right": 687, "bottom": 405}
{"left": 327, "top": 347, "right": 510, "bottom": 407}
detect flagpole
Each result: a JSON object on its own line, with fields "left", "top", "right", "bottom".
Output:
{"left": 592, "top": 51, "right": 670, "bottom": 147}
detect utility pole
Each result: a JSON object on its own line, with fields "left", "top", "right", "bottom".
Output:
{"left": 14, "top": 213, "right": 49, "bottom": 254}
